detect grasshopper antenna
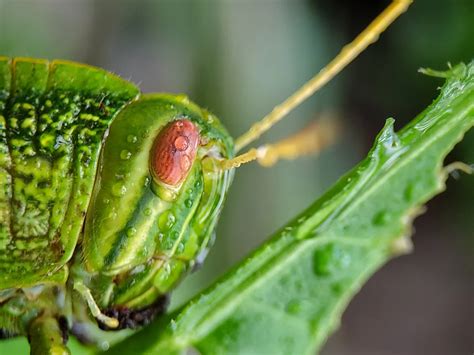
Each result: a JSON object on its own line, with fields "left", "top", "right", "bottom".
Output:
{"left": 220, "top": 0, "right": 412, "bottom": 170}
{"left": 219, "top": 114, "right": 341, "bottom": 170}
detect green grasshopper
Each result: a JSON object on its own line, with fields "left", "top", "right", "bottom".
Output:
{"left": 0, "top": 1, "right": 411, "bottom": 354}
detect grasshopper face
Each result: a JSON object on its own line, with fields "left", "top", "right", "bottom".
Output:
{"left": 78, "top": 94, "right": 234, "bottom": 322}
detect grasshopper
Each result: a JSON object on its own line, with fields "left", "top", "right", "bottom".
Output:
{"left": 0, "top": 1, "right": 411, "bottom": 353}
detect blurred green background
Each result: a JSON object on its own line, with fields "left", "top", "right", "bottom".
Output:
{"left": 0, "top": 0, "right": 472, "bottom": 354}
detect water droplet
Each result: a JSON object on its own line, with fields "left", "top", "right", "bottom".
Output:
{"left": 120, "top": 150, "right": 132, "bottom": 160}
{"left": 112, "top": 183, "right": 127, "bottom": 196}
{"left": 185, "top": 198, "right": 193, "bottom": 208}
{"left": 100, "top": 341, "right": 110, "bottom": 351}
{"left": 158, "top": 211, "right": 176, "bottom": 231}
{"left": 194, "top": 180, "right": 202, "bottom": 189}
{"left": 108, "top": 209, "right": 118, "bottom": 219}
{"left": 143, "top": 208, "right": 152, "bottom": 216}
{"left": 127, "top": 135, "right": 138, "bottom": 143}
{"left": 144, "top": 176, "right": 151, "bottom": 186}
{"left": 162, "top": 239, "right": 174, "bottom": 250}
{"left": 177, "top": 242, "right": 185, "bottom": 253}
{"left": 171, "top": 231, "right": 179, "bottom": 241}
{"left": 103, "top": 198, "right": 110, "bottom": 205}
{"left": 126, "top": 227, "right": 137, "bottom": 237}
{"left": 154, "top": 184, "right": 177, "bottom": 201}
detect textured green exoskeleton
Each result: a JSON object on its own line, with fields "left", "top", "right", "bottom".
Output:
{"left": 0, "top": 57, "right": 234, "bottom": 354}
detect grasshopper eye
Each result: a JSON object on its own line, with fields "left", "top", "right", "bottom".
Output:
{"left": 151, "top": 119, "right": 199, "bottom": 186}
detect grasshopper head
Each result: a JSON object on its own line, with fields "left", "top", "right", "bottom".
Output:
{"left": 78, "top": 94, "right": 233, "bottom": 314}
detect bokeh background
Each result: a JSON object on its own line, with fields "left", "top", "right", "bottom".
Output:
{"left": 0, "top": 0, "right": 472, "bottom": 354}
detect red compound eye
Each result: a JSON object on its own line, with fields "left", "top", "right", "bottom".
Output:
{"left": 151, "top": 119, "right": 199, "bottom": 186}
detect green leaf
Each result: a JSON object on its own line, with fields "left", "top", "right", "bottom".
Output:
{"left": 106, "top": 61, "right": 474, "bottom": 355}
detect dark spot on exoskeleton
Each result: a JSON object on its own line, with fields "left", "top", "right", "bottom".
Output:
{"left": 99, "top": 94, "right": 110, "bottom": 112}
{"left": 97, "top": 294, "right": 170, "bottom": 331}
{"left": 52, "top": 286, "right": 61, "bottom": 296}
{"left": 99, "top": 101, "right": 107, "bottom": 114}
{"left": 58, "top": 316, "right": 69, "bottom": 344}
{"left": 49, "top": 238, "right": 64, "bottom": 256}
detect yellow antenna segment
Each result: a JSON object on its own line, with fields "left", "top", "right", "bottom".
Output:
{"left": 234, "top": 0, "right": 413, "bottom": 153}
{"left": 220, "top": 115, "right": 340, "bottom": 170}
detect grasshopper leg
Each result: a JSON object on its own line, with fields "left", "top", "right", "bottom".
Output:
{"left": 73, "top": 281, "right": 119, "bottom": 329}
{"left": 28, "top": 314, "right": 70, "bottom": 355}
